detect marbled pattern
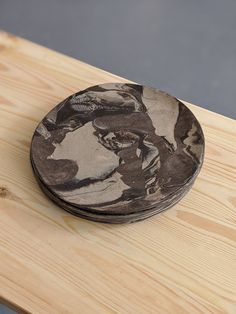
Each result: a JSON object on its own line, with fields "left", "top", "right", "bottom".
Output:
{"left": 30, "top": 83, "right": 205, "bottom": 223}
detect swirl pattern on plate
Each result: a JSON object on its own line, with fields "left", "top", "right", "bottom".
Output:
{"left": 30, "top": 83, "right": 205, "bottom": 223}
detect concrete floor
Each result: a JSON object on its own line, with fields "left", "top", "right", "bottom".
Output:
{"left": 0, "top": 0, "right": 235, "bottom": 312}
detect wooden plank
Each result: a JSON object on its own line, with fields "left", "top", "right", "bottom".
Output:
{"left": 0, "top": 30, "right": 236, "bottom": 314}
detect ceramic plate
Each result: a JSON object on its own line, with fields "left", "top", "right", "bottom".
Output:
{"left": 30, "top": 83, "right": 205, "bottom": 223}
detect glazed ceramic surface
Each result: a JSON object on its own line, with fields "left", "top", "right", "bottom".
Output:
{"left": 30, "top": 83, "right": 204, "bottom": 223}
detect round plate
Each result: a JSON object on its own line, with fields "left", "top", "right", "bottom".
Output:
{"left": 30, "top": 83, "right": 204, "bottom": 223}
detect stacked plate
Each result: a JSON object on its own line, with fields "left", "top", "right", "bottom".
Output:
{"left": 30, "top": 83, "right": 204, "bottom": 223}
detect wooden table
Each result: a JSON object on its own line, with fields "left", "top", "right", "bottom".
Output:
{"left": 0, "top": 31, "right": 236, "bottom": 314}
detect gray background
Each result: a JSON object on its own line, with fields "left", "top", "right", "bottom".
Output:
{"left": 0, "top": 0, "right": 235, "bottom": 312}
{"left": 0, "top": 0, "right": 236, "bottom": 119}
{"left": 0, "top": 304, "right": 15, "bottom": 314}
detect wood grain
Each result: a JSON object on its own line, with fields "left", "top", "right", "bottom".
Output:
{"left": 0, "top": 30, "right": 236, "bottom": 314}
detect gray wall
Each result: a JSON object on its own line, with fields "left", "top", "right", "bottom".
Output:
{"left": 1, "top": 0, "right": 236, "bottom": 119}
{"left": 0, "top": 304, "right": 15, "bottom": 314}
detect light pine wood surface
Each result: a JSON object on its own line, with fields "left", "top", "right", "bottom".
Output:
{"left": 0, "top": 31, "right": 236, "bottom": 314}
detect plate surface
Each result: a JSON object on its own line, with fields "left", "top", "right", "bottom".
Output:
{"left": 30, "top": 83, "right": 204, "bottom": 223}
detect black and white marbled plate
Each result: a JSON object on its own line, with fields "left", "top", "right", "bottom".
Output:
{"left": 30, "top": 83, "right": 205, "bottom": 223}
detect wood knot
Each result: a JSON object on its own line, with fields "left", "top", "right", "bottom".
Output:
{"left": 0, "top": 186, "right": 10, "bottom": 198}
